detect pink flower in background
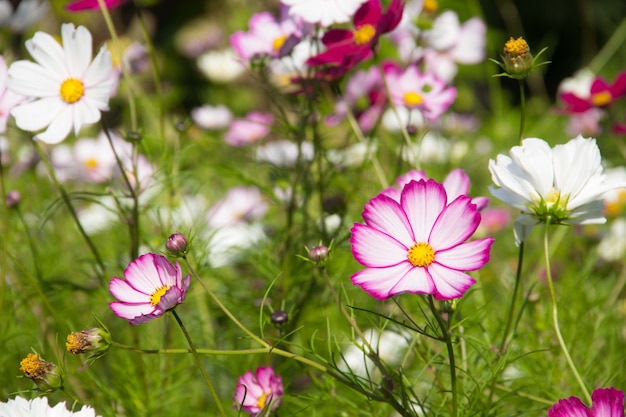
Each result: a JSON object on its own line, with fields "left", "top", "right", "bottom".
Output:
{"left": 66, "top": 0, "right": 127, "bottom": 11}
{"left": 381, "top": 169, "right": 489, "bottom": 210}
{"left": 282, "top": 0, "right": 368, "bottom": 26}
{"left": 307, "top": 0, "right": 403, "bottom": 69}
{"left": 384, "top": 61, "right": 457, "bottom": 122}
{"left": 224, "top": 111, "right": 273, "bottom": 146}
{"left": 350, "top": 179, "right": 493, "bottom": 300}
{"left": 207, "top": 186, "right": 268, "bottom": 229}
{"left": 559, "top": 70, "right": 626, "bottom": 113}
{"left": 109, "top": 253, "right": 191, "bottom": 325}
{"left": 0, "top": 56, "right": 26, "bottom": 133}
{"left": 548, "top": 387, "right": 624, "bottom": 417}
{"left": 231, "top": 12, "right": 301, "bottom": 61}
{"left": 233, "top": 367, "right": 284, "bottom": 416}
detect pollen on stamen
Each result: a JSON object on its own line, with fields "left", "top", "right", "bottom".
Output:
{"left": 403, "top": 91, "right": 423, "bottom": 107}
{"left": 273, "top": 35, "right": 288, "bottom": 52}
{"left": 60, "top": 78, "right": 85, "bottom": 104}
{"left": 407, "top": 242, "right": 435, "bottom": 267}
{"left": 503, "top": 37, "right": 529, "bottom": 57}
{"left": 353, "top": 24, "right": 376, "bottom": 45}
{"left": 591, "top": 91, "right": 612, "bottom": 107}
{"left": 150, "top": 286, "right": 170, "bottom": 306}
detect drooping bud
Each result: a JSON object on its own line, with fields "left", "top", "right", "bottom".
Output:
{"left": 19, "top": 353, "right": 63, "bottom": 392}
{"left": 66, "top": 327, "right": 111, "bottom": 362}
{"left": 309, "top": 245, "right": 329, "bottom": 262}
{"left": 270, "top": 310, "right": 289, "bottom": 327}
{"left": 166, "top": 233, "right": 188, "bottom": 257}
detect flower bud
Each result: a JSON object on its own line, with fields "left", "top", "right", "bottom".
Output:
{"left": 501, "top": 37, "right": 534, "bottom": 78}
{"left": 5, "top": 190, "right": 20, "bottom": 208}
{"left": 166, "top": 233, "right": 188, "bottom": 257}
{"left": 66, "top": 327, "right": 111, "bottom": 362}
{"left": 309, "top": 245, "right": 329, "bottom": 262}
{"left": 270, "top": 310, "right": 289, "bottom": 326}
{"left": 19, "top": 353, "right": 63, "bottom": 392}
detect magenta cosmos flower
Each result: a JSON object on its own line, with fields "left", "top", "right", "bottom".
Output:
{"left": 548, "top": 387, "right": 624, "bottom": 417}
{"left": 233, "top": 367, "right": 284, "bottom": 416}
{"left": 66, "top": 0, "right": 127, "bottom": 11}
{"left": 559, "top": 71, "right": 626, "bottom": 114}
{"left": 350, "top": 179, "right": 493, "bottom": 300}
{"left": 109, "top": 253, "right": 191, "bottom": 325}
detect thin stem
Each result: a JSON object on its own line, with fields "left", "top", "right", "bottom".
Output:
{"left": 518, "top": 79, "right": 526, "bottom": 143}
{"left": 428, "top": 296, "right": 457, "bottom": 417}
{"left": 171, "top": 310, "right": 226, "bottom": 417}
{"left": 499, "top": 241, "right": 524, "bottom": 353}
{"left": 35, "top": 143, "right": 106, "bottom": 280}
{"left": 588, "top": 15, "right": 626, "bottom": 73}
{"left": 542, "top": 223, "right": 591, "bottom": 404}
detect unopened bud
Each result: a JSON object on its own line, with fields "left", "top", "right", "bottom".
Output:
{"left": 5, "top": 190, "right": 20, "bottom": 208}
{"left": 66, "top": 327, "right": 111, "bottom": 362}
{"left": 501, "top": 37, "right": 534, "bottom": 78}
{"left": 309, "top": 245, "right": 329, "bottom": 262}
{"left": 270, "top": 310, "right": 289, "bottom": 326}
{"left": 166, "top": 233, "right": 188, "bottom": 257}
{"left": 19, "top": 353, "right": 63, "bottom": 392}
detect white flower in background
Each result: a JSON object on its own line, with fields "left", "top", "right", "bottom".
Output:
{"left": 339, "top": 328, "right": 411, "bottom": 379}
{"left": 557, "top": 68, "right": 595, "bottom": 98}
{"left": 327, "top": 141, "right": 378, "bottom": 167}
{"left": 0, "top": 396, "right": 100, "bottom": 417}
{"left": 7, "top": 23, "right": 114, "bottom": 144}
{"left": 0, "top": 0, "right": 48, "bottom": 32}
{"left": 77, "top": 196, "right": 119, "bottom": 234}
{"left": 400, "top": 131, "right": 451, "bottom": 164}
{"left": 597, "top": 219, "right": 626, "bottom": 263}
{"left": 196, "top": 47, "right": 244, "bottom": 83}
{"left": 206, "top": 223, "right": 266, "bottom": 268}
{"left": 489, "top": 135, "right": 626, "bottom": 244}
{"left": 281, "top": 0, "right": 368, "bottom": 26}
{"left": 191, "top": 104, "right": 232, "bottom": 130}
{"left": 206, "top": 186, "right": 268, "bottom": 229}
{"left": 0, "top": 56, "right": 26, "bottom": 133}
{"left": 256, "top": 139, "right": 313, "bottom": 167}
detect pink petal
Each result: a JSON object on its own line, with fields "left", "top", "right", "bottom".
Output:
{"left": 442, "top": 168, "right": 470, "bottom": 201}
{"left": 429, "top": 195, "right": 480, "bottom": 250}
{"left": 591, "top": 388, "right": 624, "bottom": 417}
{"left": 124, "top": 253, "right": 163, "bottom": 294}
{"left": 548, "top": 396, "right": 592, "bottom": 417}
{"left": 434, "top": 237, "right": 493, "bottom": 271}
{"left": 362, "top": 194, "right": 414, "bottom": 246}
{"left": 427, "top": 263, "right": 476, "bottom": 300}
{"left": 389, "top": 265, "right": 435, "bottom": 296}
{"left": 109, "top": 301, "right": 154, "bottom": 320}
{"left": 350, "top": 223, "right": 408, "bottom": 267}
{"left": 109, "top": 277, "right": 149, "bottom": 302}
{"left": 400, "top": 179, "right": 447, "bottom": 242}
{"left": 351, "top": 262, "right": 414, "bottom": 299}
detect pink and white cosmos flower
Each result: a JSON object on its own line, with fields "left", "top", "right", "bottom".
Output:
{"left": 109, "top": 253, "right": 191, "bottom": 325}
{"left": 231, "top": 12, "right": 301, "bottom": 61}
{"left": 548, "top": 387, "right": 624, "bottom": 417}
{"left": 350, "top": 179, "right": 493, "bottom": 300}
{"left": 233, "top": 366, "right": 284, "bottom": 416}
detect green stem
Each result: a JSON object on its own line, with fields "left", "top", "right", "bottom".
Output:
{"left": 428, "top": 296, "right": 457, "bottom": 417}
{"left": 35, "top": 144, "right": 106, "bottom": 280}
{"left": 518, "top": 79, "right": 526, "bottom": 143}
{"left": 588, "top": 15, "right": 626, "bottom": 73}
{"left": 542, "top": 223, "right": 591, "bottom": 404}
{"left": 171, "top": 310, "right": 226, "bottom": 417}
{"left": 499, "top": 241, "right": 524, "bottom": 353}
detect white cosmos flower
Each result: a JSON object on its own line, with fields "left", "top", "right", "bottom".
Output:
{"left": 0, "top": 396, "right": 100, "bottom": 417}
{"left": 281, "top": 0, "right": 368, "bottom": 26}
{"left": 489, "top": 135, "right": 626, "bottom": 243}
{"left": 7, "top": 23, "right": 115, "bottom": 144}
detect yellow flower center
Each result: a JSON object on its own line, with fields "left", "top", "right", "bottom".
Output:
{"left": 60, "top": 78, "right": 85, "bottom": 104}
{"left": 591, "top": 91, "right": 612, "bottom": 107}
{"left": 150, "top": 285, "right": 171, "bottom": 306}
{"left": 407, "top": 242, "right": 435, "bottom": 267}
{"left": 20, "top": 353, "right": 47, "bottom": 378}
{"left": 353, "top": 24, "right": 376, "bottom": 45}
{"left": 605, "top": 190, "right": 626, "bottom": 217}
{"left": 404, "top": 91, "right": 423, "bottom": 107}
{"left": 66, "top": 333, "right": 88, "bottom": 354}
{"left": 273, "top": 35, "right": 288, "bottom": 52}
{"left": 503, "top": 37, "right": 529, "bottom": 57}
{"left": 423, "top": 0, "right": 438, "bottom": 13}
{"left": 84, "top": 158, "right": 99, "bottom": 170}
{"left": 256, "top": 392, "right": 268, "bottom": 410}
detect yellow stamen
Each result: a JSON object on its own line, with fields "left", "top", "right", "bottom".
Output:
{"left": 403, "top": 91, "right": 423, "bottom": 107}
{"left": 20, "top": 353, "right": 47, "bottom": 378}
{"left": 150, "top": 286, "right": 170, "bottom": 306}
{"left": 407, "top": 242, "right": 435, "bottom": 267}
{"left": 273, "top": 35, "right": 288, "bottom": 52}
{"left": 256, "top": 392, "right": 268, "bottom": 410}
{"left": 503, "top": 37, "right": 529, "bottom": 57}
{"left": 353, "top": 24, "right": 376, "bottom": 45}
{"left": 591, "top": 91, "right": 612, "bottom": 107}
{"left": 66, "top": 333, "right": 88, "bottom": 354}
{"left": 423, "top": 0, "right": 438, "bottom": 13}
{"left": 59, "top": 78, "right": 85, "bottom": 104}
{"left": 84, "top": 158, "right": 99, "bottom": 170}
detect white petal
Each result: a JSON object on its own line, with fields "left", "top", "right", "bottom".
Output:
{"left": 10, "top": 97, "right": 63, "bottom": 132}
{"left": 62, "top": 23, "right": 92, "bottom": 76}
{"left": 8, "top": 61, "right": 60, "bottom": 97}
{"left": 509, "top": 138, "right": 554, "bottom": 196}
{"left": 36, "top": 104, "right": 74, "bottom": 144}
{"left": 83, "top": 46, "right": 113, "bottom": 87}
{"left": 26, "top": 30, "right": 68, "bottom": 78}
{"left": 513, "top": 214, "right": 539, "bottom": 244}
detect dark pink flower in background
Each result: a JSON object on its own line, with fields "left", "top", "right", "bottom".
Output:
{"left": 350, "top": 179, "right": 493, "bottom": 300}
{"left": 306, "top": 0, "right": 404, "bottom": 69}
{"left": 559, "top": 71, "right": 626, "bottom": 114}
{"left": 233, "top": 367, "right": 284, "bottom": 416}
{"left": 548, "top": 387, "right": 624, "bottom": 417}
{"left": 66, "top": 0, "right": 127, "bottom": 11}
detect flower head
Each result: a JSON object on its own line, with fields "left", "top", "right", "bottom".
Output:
{"left": 224, "top": 111, "right": 273, "bottom": 147}
{"left": 231, "top": 12, "right": 303, "bottom": 61}
{"left": 0, "top": 396, "right": 101, "bottom": 417}
{"left": 20, "top": 353, "right": 63, "bottom": 392}
{"left": 548, "top": 387, "right": 624, "bottom": 417}
{"left": 109, "top": 253, "right": 191, "bottom": 325}
{"left": 350, "top": 179, "right": 493, "bottom": 300}
{"left": 559, "top": 70, "right": 626, "bottom": 114}
{"left": 492, "top": 36, "right": 547, "bottom": 79}
{"left": 66, "top": 326, "right": 111, "bottom": 362}
{"left": 233, "top": 366, "right": 284, "bottom": 416}
{"left": 489, "top": 135, "right": 626, "bottom": 243}
{"left": 7, "top": 23, "right": 115, "bottom": 144}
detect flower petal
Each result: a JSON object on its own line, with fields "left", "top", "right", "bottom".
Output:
{"left": 428, "top": 263, "right": 476, "bottom": 300}
{"left": 591, "top": 387, "right": 624, "bottom": 417}
{"left": 110, "top": 277, "right": 150, "bottom": 302}
{"left": 548, "top": 396, "right": 592, "bottom": 417}
{"left": 442, "top": 168, "right": 469, "bottom": 201}
{"left": 109, "top": 301, "right": 154, "bottom": 320}
{"left": 400, "top": 179, "right": 447, "bottom": 242}
{"left": 25, "top": 31, "right": 68, "bottom": 79}
{"left": 351, "top": 262, "right": 414, "bottom": 299}
{"left": 350, "top": 223, "right": 408, "bottom": 267}
{"left": 62, "top": 23, "right": 92, "bottom": 76}
{"left": 124, "top": 253, "right": 162, "bottom": 294}
{"left": 36, "top": 104, "right": 74, "bottom": 144}
{"left": 429, "top": 195, "right": 480, "bottom": 250}
{"left": 435, "top": 237, "right": 493, "bottom": 271}
{"left": 8, "top": 61, "right": 60, "bottom": 97}
{"left": 10, "top": 97, "right": 63, "bottom": 132}
{"left": 389, "top": 265, "right": 435, "bottom": 296}
{"left": 362, "top": 194, "right": 414, "bottom": 246}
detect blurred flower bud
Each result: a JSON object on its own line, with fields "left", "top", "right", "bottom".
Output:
{"left": 66, "top": 327, "right": 111, "bottom": 362}
{"left": 5, "top": 190, "right": 20, "bottom": 208}
{"left": 270, "top": 310, "right": 289, "bottom": 326}
{"left": 19, "top": 353, "right": 63, "bottom": 392}
{"left": 166, "top": 233, "right": 188, "bottom": 257}
{"left": 309, "top": 245, "right": 329, "bottom": 262}
{"left": 492, "top": 37, "right": 547, "bottom": 79}
{"left": 125, "top": 131, "right": 142, "bottom": 143}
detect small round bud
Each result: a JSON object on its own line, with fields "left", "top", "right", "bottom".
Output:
{"left": 19, "top": 353, "right": 63, "bottom": 392}
{"left": 66, "top": 327, "right": 111, "bottom": 362}
{"left": 166, "top": 233, "right": 188, "bottom": 257}
{"left": 309, "top": 245, "right": 329, "bottom": 262}
{"left": 5, "top": 190, "right": 21, "bottom": 208}
{"left": 125, "top": 131, "right": 143, "bottom": 143}
{"left": 270, "top": 310, "right": 289, "bottom": 326}
{"left": 501, "top": 37, "right": 534, "bottom": 78}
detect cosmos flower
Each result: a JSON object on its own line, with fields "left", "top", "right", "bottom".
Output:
{"left": 7, "top": 23, "right": 115, "bottom": 144}
{"left": 350, "top": 179, "right": 493, "bottom": 300}
{"left": 489, "top": 135, "right": 626, "bottom": 243}
{"left": 109, "top": 253, "right": 191, "bottom": 325}
{"left": 66, "top": 0, "right": 127, "bottom": 11}
{"left": 231, "top": 12, "right": 302, "bottom": 61}
{"left": 281, "top": 0, "right": 368, "bottom": 26}
{"left": 224, "top": 111, "right": 273, "bottom": 146}
{"left": 0, "top": 396, "right": 101, "bottom": 417}
{"left": 559, "top": 71, "right": 626, "bottom": 114}
{"left": 233, "top": 367, "right": 284, "bottom": 416}
{"left": 548, "top": 387, "right": 624, "bottom": 417}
